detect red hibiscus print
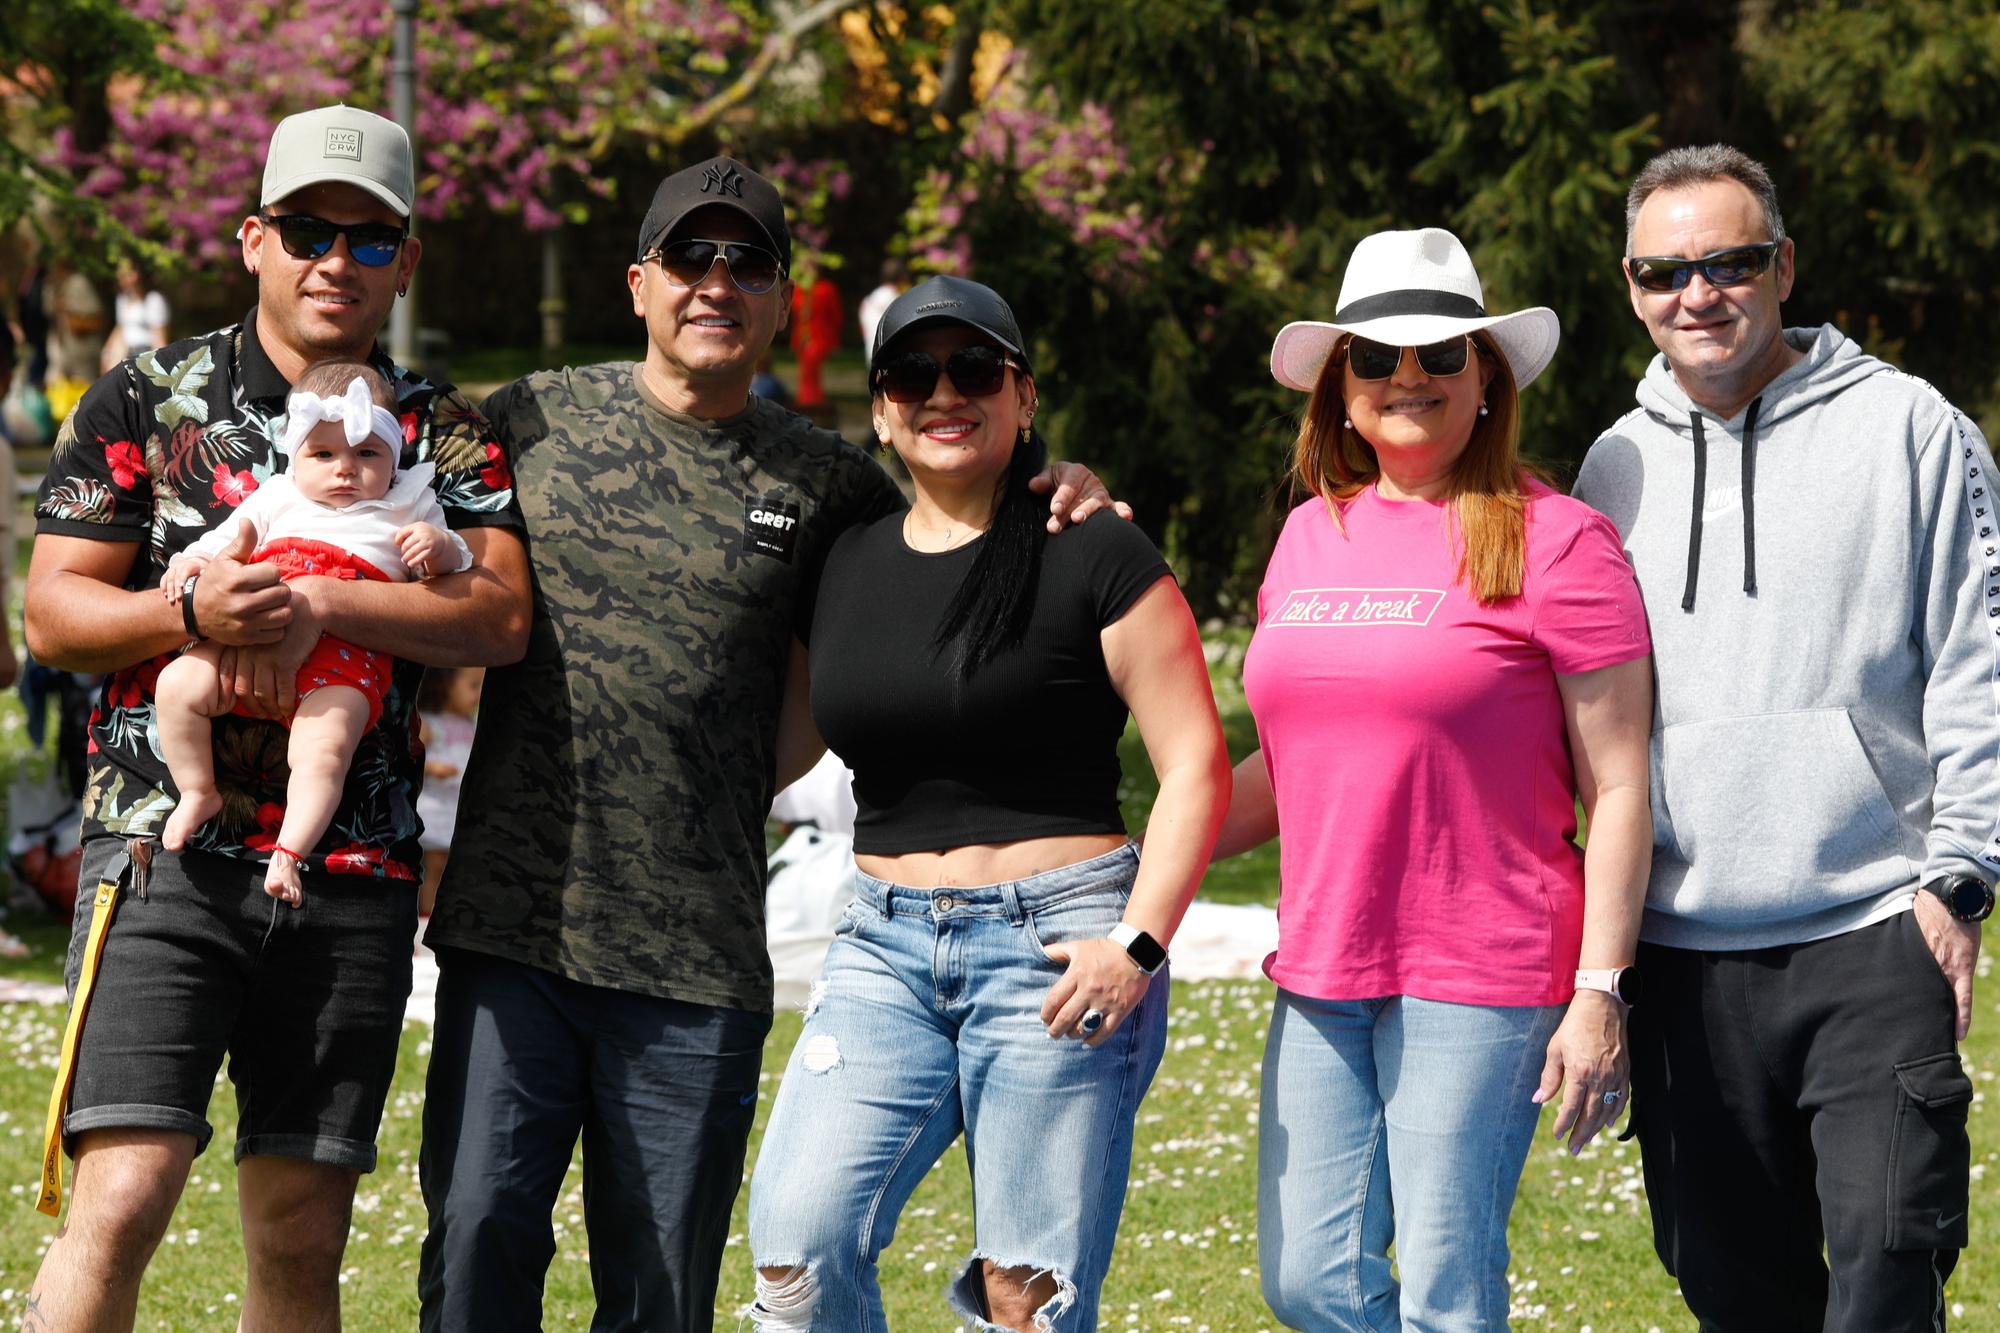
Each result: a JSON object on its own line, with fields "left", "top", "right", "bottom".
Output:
{"left": 133, "top": 655, "right": 168, "bottom": 696}
{"left": 104, "top": 439, "right": 144, "bottom": 490}
{"left": 241, "top": 802, "right": 288, "bottom": 853}
{"left": 106, "top": 669, "right": 145, "bottom": 711}
{"left": 401, "top": 412, "right": 419, "bottom": 444}
{"left": 212, "top": 464, "right": 259, "bottom": 507}
{"left": 479, "top": 441, "right": 512, "bottom": 491}
{"left": 324, "top": 843, "right": 386, "bottom": 875}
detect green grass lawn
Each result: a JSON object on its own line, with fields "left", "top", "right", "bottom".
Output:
{"left": 4, "top": 925, "right": 1996, "bottom": 1330}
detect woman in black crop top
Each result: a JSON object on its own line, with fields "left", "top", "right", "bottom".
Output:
{"left": 745, "top": 277, "right": 1229, "bottom": 1331}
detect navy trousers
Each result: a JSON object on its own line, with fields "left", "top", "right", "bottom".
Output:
{"left": 418, "top": 947, "right": 770, "bottom": 1332}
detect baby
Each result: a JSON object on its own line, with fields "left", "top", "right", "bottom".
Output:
{"left": 156, "top": 359, "right": 473, "bottom": 904}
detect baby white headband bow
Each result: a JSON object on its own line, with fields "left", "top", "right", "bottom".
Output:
{"left": 277, "top": 376, "right": 403, "bottom": 465}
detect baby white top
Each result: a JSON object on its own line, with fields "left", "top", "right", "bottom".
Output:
{"left": 182, "top": 464, "right": 473, "bottom": 581}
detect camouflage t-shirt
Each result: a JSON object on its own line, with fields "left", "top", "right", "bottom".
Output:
{"left": 425, "top": 363, "right": 903, "bottom": 1013}
{"left": 34, "top": 312, "right": 522, "bottom": 880}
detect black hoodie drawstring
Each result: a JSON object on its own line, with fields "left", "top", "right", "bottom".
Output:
{"left": 1682, "top": 413, "right": 1707, "bottom": 611}
{"left": 1680, "top": 397, "right": 1764, "bottom": 612}
{"left": 1740, "top": 396, "right": 1762, "bottom": 595}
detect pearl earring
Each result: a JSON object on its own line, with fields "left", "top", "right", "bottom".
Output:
{"left": 1478, "top": 403, "right": 1489, "bottom": 417}
{"left": 1343, "top": 417, "right": 1353, "bottom": 429}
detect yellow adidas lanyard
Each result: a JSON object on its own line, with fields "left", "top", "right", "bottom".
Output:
{"left": 38, "top": 874, "right": 122, "bottom": 1217}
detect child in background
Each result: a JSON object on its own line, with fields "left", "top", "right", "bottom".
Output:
{"left": 416, "top": 665, "right": 482, "bottom": 917}
{"left": 156, "top": 359, "right": 473, "bottom": 904}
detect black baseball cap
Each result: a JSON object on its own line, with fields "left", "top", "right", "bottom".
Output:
{"left": 636, "top": 156, "right": 790, "bottom": 269}
{"left": 869, "top": 275, "right": 1030, "bottom": 374}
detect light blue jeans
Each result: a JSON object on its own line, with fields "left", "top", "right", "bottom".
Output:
{"left": 747, "top": 843, "right": 1168, "bottom": 1331}
{"left": 1259, "top": 990, "right": 1563, "bottom": 1332}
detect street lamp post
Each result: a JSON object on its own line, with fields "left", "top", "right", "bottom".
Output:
{"left": 389, "top": 0, "right": 418, "bottom": 368}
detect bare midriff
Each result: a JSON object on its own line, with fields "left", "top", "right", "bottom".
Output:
{"left": 855, "top": 831, "right": 1130, "bottom": 889}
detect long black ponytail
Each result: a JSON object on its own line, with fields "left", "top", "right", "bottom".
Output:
{"left": 931, "top": 426, "right": 1049, "bottom": 679}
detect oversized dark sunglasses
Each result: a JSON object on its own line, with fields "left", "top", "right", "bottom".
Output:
{"left": 1343, "top": 335, "right": 1471, "bottom": 381}
{"left": 1626, "top": 242, "right": 1780, "bottom": 294}
{"left": 258, "top": 213, "right": 408, "bottom": 268}
{"left": 645, "top": 238, "right": 786, "bottom": 295}
{"left": 872, "top": 345, "right": 1023, "bottom": 404}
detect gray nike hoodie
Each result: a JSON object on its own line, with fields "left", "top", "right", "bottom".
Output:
{"left": 1574, "top": 325, "right": 2000, "bottom": 950}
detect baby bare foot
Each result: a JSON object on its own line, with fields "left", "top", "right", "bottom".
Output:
{"left": 162, "top": 789, "right": 223, "bottom": 851}
{"left": 265, "top": 850, "right": 304, "bottom": 908}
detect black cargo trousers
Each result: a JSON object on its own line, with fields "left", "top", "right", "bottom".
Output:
{"left": 1630, "top": 910, "right": 1970, "bottom": 1332}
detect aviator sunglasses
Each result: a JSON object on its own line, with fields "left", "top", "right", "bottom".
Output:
{"left": 872, "top": 345, "right": 1023, "bottom": 404}
{"left": 644, "top": 238, "right": 786, "bottom": 295}
{"left": 1626, "top": 242, "right": 1780, "bottom": 294}
{"left": 1342, "top": 335, "right": 1472, "bottom": 381}
{"left": 258, "top": 213, "right": 408, "bottom": 268}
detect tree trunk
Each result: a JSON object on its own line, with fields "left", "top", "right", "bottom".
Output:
{"left": 540, "top": 228, "right": 565, "bottom": 359}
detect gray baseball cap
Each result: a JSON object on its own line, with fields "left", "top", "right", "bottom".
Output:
{"left": 262, "top": 105, "right": 414, "bottom": 217}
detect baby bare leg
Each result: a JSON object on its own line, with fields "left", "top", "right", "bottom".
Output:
{"left": 157, "top": 643, "right": 232, "bottom": 851}
{"left": 266, "top": 686, "right": 371, "bottom": 906}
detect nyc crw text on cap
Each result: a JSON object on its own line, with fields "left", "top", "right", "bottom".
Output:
{"left": 1269, "top": 228, "right": 1559, "bottom": 392}
{"left": 262, "top": 105, "right": 414, "bottom": 217}
{"left": 869, "top": 275, "right": 1031, "bottom": 375}
{"left": 636, "top": 156, "right": 790, "bottom": 268}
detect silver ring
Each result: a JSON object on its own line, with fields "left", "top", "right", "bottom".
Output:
{"left": 1602, "top": 1090, "right": 1623, "bottom": 1106}
{"left": 1079, "top": 1009, "right": 1107, "bottom": 1035}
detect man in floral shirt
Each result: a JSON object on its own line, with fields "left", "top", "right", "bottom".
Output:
{"left": 22, "top": 105, "right": 530, "bottom": 1331}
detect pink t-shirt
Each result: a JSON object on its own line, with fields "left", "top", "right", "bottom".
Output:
{"left": 1243, "top": 481, "right": 1650, "bottom": 1006}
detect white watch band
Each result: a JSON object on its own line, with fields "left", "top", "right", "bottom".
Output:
{"left": 1108, "top": 922, "right": 1142, "bottom": 950}
{"left": 1574, "top": 968, "right": 1626, "bottom": 997}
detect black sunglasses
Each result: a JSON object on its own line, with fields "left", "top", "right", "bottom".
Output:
{"left": 645, "top": 238, "right": 786, "bottom": 295}
{"left": 258, "top": 213, "right": 407, "bottom": 268}
{"left": 1343, "top": 335, "right": 1471, "bottom": 382}
{"left": 872, "top": 345, "right": 1023, "bottom": 404}
{"left": 1626, "top": 242, "right": 1781, "bottom": 294}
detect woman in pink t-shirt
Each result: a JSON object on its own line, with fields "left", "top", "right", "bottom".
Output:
{"left": 1225, "top": 229, "right": 1655, "bottom": 1330}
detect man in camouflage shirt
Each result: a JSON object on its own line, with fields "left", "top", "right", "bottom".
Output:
{"left": 23, "top": 106, "right": 531, "bottom": 1332}
{"left": 419, "top": 158, "right": 1115, "bottom": 1330}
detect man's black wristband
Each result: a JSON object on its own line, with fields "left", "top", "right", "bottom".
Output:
{"left": 181, "top": 574, "right": 204, "bottom": 640}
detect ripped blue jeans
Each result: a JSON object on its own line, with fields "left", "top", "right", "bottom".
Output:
{"left": 746, "top": 843, "right": 1167, "bottom": 1331}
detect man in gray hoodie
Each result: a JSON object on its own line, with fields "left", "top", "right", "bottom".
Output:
{"left": 1574, "top": 144, "right": 1998, "bottom": 1330}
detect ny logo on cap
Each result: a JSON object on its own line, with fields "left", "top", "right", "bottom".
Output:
{"left": 325, "top": 128, "right": 363, "bottom": 160}
{"left": 700, "top": 163, "right": 745, "bottom": 197}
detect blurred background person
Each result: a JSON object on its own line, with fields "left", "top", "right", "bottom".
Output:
{"left": 42, "top": 253, "right": 105, "bottom": 424}
{"left": 417, "top": 666, "right": 484, "bottom": 922}
{"left": 788, "top": 255, "right": 841, "bottom": 421}
{"left": 856, "top": 255, "right": 907, "bottom": 355}
{"left": 102, "top": 260, "right": 170, "bottom": 371}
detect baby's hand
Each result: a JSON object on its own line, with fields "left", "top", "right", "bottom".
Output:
{"left": 161, "top": 555, "right": 209, "bottom": 602}
{"left": 397, "top": 523, "right": 454, "bottom": 580}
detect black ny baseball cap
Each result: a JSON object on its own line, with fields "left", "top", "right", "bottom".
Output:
{"left": 636, "top": 156, "right": 790, "bottom": 269}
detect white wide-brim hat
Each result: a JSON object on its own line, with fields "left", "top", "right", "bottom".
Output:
{"left": 1270, "top": 228, "right": 1560, "bottom": 392}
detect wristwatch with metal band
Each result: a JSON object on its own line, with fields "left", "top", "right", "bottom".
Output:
{"left": 1574, "top": 965, "right": 1642, "bottom": 1006}
{"left": 1922, "top": 874, "right": 1996, "bottom": 923}
{"left": 1108, "top": 922, "right": 1167, "bottom": 975}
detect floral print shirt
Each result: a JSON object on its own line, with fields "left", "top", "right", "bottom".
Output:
{"left": 34, "top": 311, "right": 522, "bottom": 881}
